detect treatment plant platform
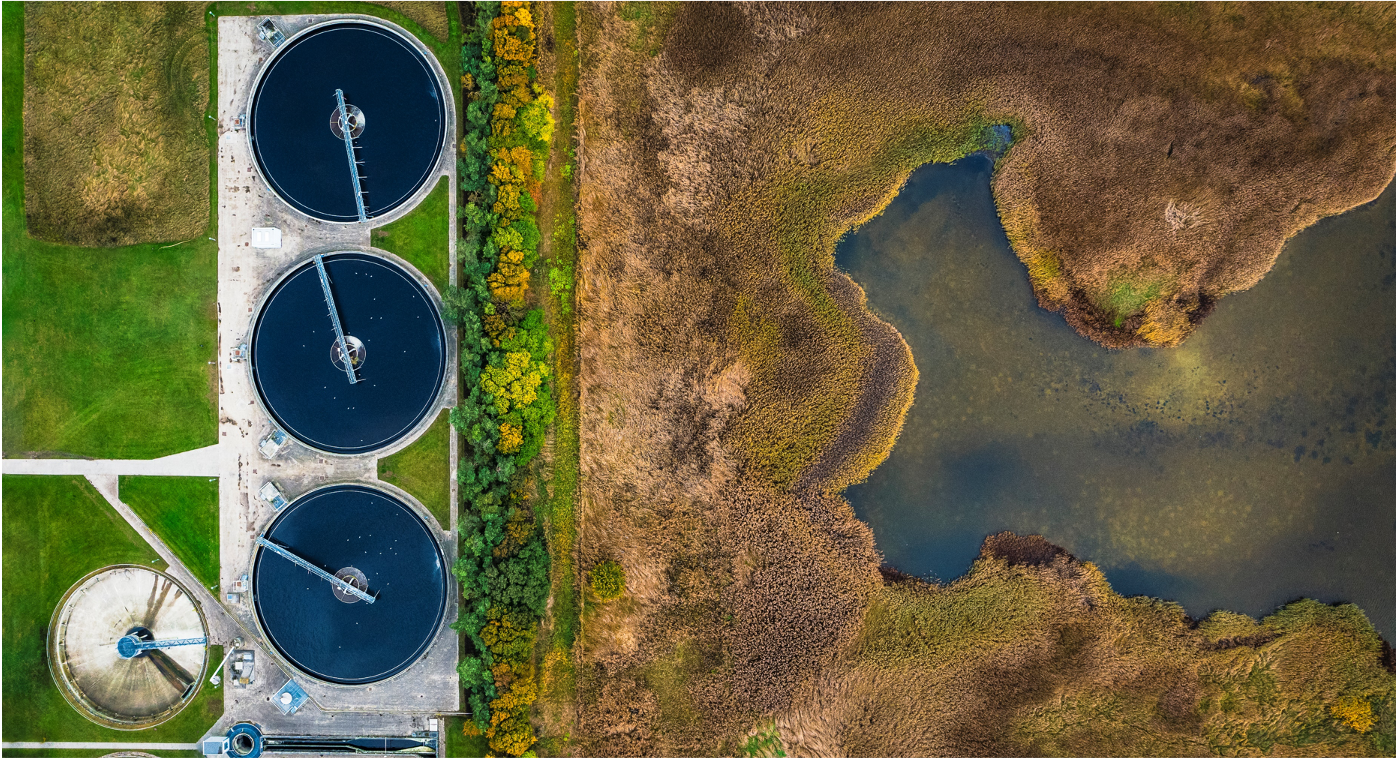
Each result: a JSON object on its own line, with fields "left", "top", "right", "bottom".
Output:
{"left": 205, "top": 12, "right": 460, "bottom": 747}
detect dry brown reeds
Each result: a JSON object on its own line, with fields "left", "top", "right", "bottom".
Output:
{"left": 568, "top": 2, "right": 1394, "bottom": 755}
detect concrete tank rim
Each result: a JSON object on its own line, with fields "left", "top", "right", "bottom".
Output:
{"left": 245, "top": 481, "right": 451, "bottom": 688}
{"left": 46, "top": 565, "right": 211, "bottom": 730}
{"left": 242, "top": 16, "right": 452, "bottom": 228}
{"left": 243, "top": 248, "right": 449, "bottom": 459}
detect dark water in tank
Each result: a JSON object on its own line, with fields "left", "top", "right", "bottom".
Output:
{"left": 250, "top": 22, "right": 444, "bottom": 221}
{"left": 251, "top": 253, "right": 445, "bottom": 455}
{"left": 253, "top": 485, "right": 446, "bottom": 685}
{"left": 838, "top": 154, "right": 1395, "bottom": 641}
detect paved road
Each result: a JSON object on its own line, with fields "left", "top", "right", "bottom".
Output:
{"left": 1, "top": 444, "right": 220, "bottom": 476}
{"left": 1, "top": 742, "right": 198, "bottom": 750}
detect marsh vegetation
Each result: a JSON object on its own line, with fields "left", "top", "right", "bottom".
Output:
{"left": 565, "top": 2, "right": 1394, "bottom": 755}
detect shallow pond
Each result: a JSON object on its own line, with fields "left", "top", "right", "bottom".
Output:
{"left": 838, "top": 155, "right": 1395, "bottom": 641}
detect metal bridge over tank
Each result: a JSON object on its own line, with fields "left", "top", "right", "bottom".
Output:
{"left": 313, "top": 254, "right": 359, "bottom": 385}
{"left": 334, "top": 89, "right": 369, "bottom": 222}
{"left": 256, "top": 536, "right": 375, "bottom": 604}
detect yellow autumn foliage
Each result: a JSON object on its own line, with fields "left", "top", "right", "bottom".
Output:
{"left": 480, "top": 351, "right": 543, "bottom": 416}
{"left": 498, "top": 422, "right": 523, "bottom": 453}
{"left": 1330, "top": 696, "right": 1375, "bottom": 733}
{"left": 489, "top": 248, "right": 531, "bottom": 303}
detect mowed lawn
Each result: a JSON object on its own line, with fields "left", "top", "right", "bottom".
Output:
{"left": 372, "top": 177, "right": 451, "bottom": 294}
{"left": 120, "top": 476, "right": 221, "bottom": 591}
{"left": 1, "top": 476, "right": 223, "bottom": 743}
{"left": 378, "top": 410, "right": 452, "bottom": 530}
{"left": 2, "top": 3, "right": 217, "bottom": 459}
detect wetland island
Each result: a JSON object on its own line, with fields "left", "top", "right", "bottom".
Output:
{"left": 2, "top": 2, "right": 1393, "bottom": 757}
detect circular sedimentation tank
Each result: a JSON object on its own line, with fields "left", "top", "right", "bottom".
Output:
{"left": 251, "top": 484, "right": 447, "bottom": 685}
{"left": 249, "top": 251, "right": 446, "bottom": 455}
{"left": 48, "top": 566, "right": 209, "bottom": 729}
{"left": 249, "top": 20, "right": 445, "bottom": 222}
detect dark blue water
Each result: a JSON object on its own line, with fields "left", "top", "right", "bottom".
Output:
{"left": 253, "top": 485, "right": 446, "bottom": 684}
{"left": 251, "top": 252, "right": 445, "bottom": 455}
{"left": 839, "top": 155, "right": 1395, "bottom": 640}
{"left": 250, "top": 22, "right": 445, "bottom": 221}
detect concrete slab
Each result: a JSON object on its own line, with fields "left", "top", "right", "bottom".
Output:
{"left": 2, "top": 445, "right": 220, "bottom": 476}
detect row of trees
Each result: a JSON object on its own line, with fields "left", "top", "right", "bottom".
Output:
{"left": 449, "top": 3, "right": 555, "bottom": 756}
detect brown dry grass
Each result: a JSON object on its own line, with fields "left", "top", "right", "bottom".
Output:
{"left": 23, "top": 2, "right": 210, "bottom": 247}
{"left": 568, "top": 3, "right": 1395, "bottom": 755}
{"left": 774, "top": 535, "right": 1394, "bottom": 758}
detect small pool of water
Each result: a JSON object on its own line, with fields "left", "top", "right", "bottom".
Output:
{"left": 838, "top": 155, "right": 1395, "bottom": 640}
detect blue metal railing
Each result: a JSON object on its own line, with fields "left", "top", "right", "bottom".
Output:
{"left": 314, "top": 254, "right": 358, "bottom": 385}
{"left": 116, "top": 634, "right": 207, "bottom": 659}
{"left": 256, "top": 536, "right": 375, "bottom": 604}
{"left": 334, "top": 89, "right": 369, "bottom": 222}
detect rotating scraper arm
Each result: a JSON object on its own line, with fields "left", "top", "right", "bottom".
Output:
{"left": 335, "top": 89, "right": 369, "bottom": 223}
{"left": 314, "top": 254, "right": 359, "bottom": 385}
{"left": 256, "top": 536, "right": 376, "bottom": 604}
{"left": 116, "top": 634, "right": 207, "bottom": 659}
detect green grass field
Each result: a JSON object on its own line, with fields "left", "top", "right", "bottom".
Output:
{"left": 444, "top": 716, "right": 490, "bottom": 757}
{"left": 2, "top": 2, "right": 218, "bottom": 460}
{"left": 373, "top": 177, "right": 452, "bottom": 294}
{"left": 1, "top": 751, "right": 196, "bottom": 758}
{"left": 119, "top": 476, "right": 221, "bottom": 591}
{"left": 378, "top": 410, "right": 452, "bottom": 530}
{"left": 1, "top": 476, "right": 223, "bottom": 743}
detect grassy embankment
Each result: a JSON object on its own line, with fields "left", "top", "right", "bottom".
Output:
{"left": 4, "top": 1, "right": 217, "bottom": 460}
{"left": 1, "top": 476, "right": 224, "bottom": 747}
{"left": 119, "top": 476, "right": 221, "bottom": 591}
{"left": 373, "top": 177, "right": 452, "bottom": 294}
{"left": 532, "top": 2, "right": 582, "bottom": 752}
{"left": 378, "top": 410, "right": 452, "bottom": 531}
{"left": 2, "top": 0, "right": 215, "bottom": 463}
{"left": 780, "top": 535, "right": 1396, "bottom": 757}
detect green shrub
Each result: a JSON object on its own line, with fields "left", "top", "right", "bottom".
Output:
{"left": 589, "top": 560, "right": 626, "bottom": 601}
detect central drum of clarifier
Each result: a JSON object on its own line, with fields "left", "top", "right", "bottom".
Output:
{"left": 252, "top": 485, "right": 446, "bottom": 685}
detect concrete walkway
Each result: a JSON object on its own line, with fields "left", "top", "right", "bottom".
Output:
{"left": 85, "top": 474, "right": 243, "bottom": 646}
{"left": 2, "top": 444, "right": 220, "bottom": 476}
{"left": 1, "top": 743, "right": 197, "bottom": 750}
